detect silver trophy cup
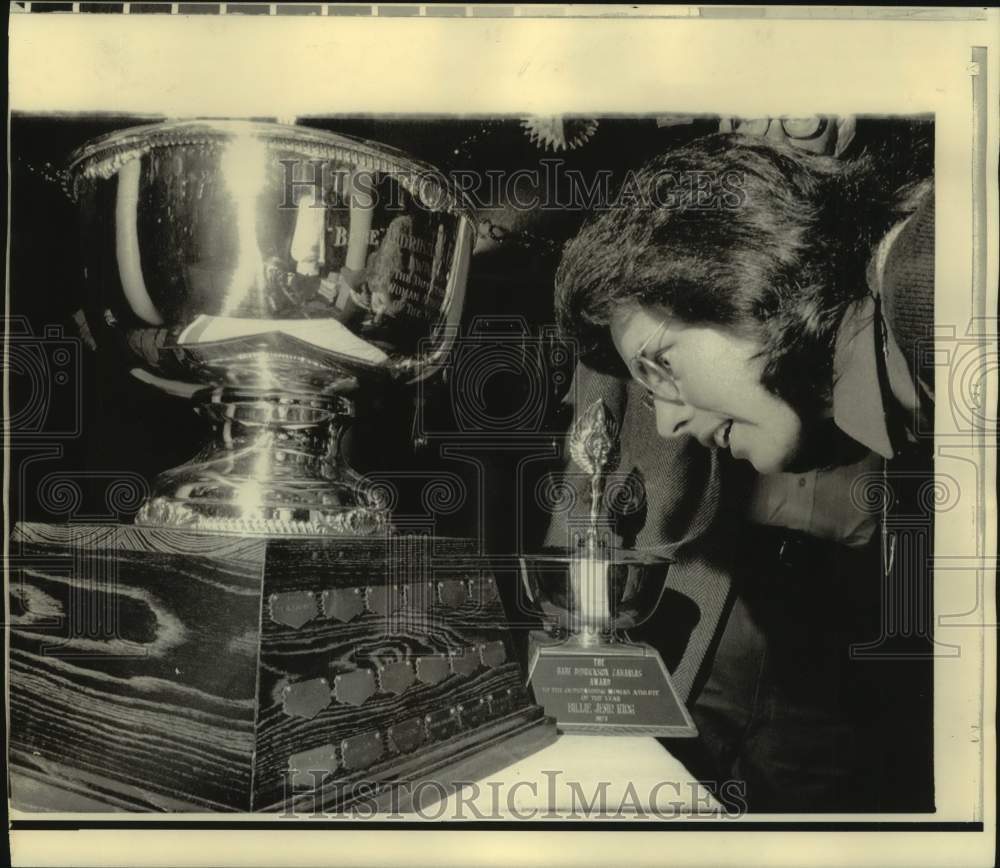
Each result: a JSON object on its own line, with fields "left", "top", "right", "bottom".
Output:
{"left": 519, "top": 544, "right": 672, "bottom": 646}
{"left": 516, "top": 400, "right": 697, "bottom": 736}
{"left": 67, "top": 120, "right": 476, "bottom": 535}
{"left": 518, "top": 544, "right": 697, "bottom": 737}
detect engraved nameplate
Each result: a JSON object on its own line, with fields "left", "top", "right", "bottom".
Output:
{"left": 379, "top": 660, "right": 415, "bottom": 695}
{"left": 333, "top": 668, "right": 376, "bottom": 707}
{"left": 288, "top": 743, "right": 338, "bottom": 790}
{"left": 414, "top": 655, "right": 450, "bottom": 685}
{"left": 488, "top": 689, "right": 514, "bottom": 719}
{"left": 340, "top": 731, "right": 384, "bottom": 771}
{"left": 367, "top": 585, "right": 400, "bottom": 617}
{"left": 282, "top": 677, "right": 331, "bottom": 720}
{"left": 458, "top": 698, "right": 489, "bottom": 729}
{"left": 473, "top": 576, "right": 500, "bottom": 605}
{"left": 269, "top": 591, "right": 318, "bottom": 629}
{"left": 449, "top": 648, "right": 479, "bottom": 677}
{"left": 479, "top": 640, "right": 507, "bottom": 668}
{"left": 321, "top": 587, "right": 365, "bottom": 623}
{"left": 437, "top": 579, "right": 467, "bottom": 608}
{"left": 425, "top": 708, "right": 461, "bottom": 742}
{"left": 387, "top": 717, "right": 426, "bottom": 755}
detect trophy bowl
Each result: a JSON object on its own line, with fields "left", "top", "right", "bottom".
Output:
{"left": 67, "top": 120, "right": 476, "bottom": 535}
{"left": 518, "top": 543, "right": 696, "bottom": 736}
{"left": 518, "top": 545, "right": 672, "bottom": 644}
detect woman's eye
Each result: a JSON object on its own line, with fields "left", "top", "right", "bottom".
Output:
{"left": 653, "top": 353, "right": 674, "bottom": 376}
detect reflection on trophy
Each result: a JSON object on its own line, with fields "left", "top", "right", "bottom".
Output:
{"left": 7, "top": 120, "right": 558, "bottom": 814}
{"left": 67, "top": 120, "right": 476, "bottom": 535}
{"left": 520, "top": 401, "right": 697, "bottom": 737}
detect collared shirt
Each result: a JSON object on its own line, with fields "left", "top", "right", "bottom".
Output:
{"left": 746, "top": 210, "right": 924, "bottom": 547}
{"left": 747, "top": 452, "right": 883, "bottom": 548}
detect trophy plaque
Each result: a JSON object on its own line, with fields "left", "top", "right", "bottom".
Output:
{"left": 520, "top": 401, "right": 698, "bottom": 737}
{"left": 8, "top": 120, "right": 556, "bottom": 813}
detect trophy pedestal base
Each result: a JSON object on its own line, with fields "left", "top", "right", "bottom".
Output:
{"left": 133, "top": 386, "right": 389, "bottom": 537}
{"left": 8, "top": 523, "right": 556, "bottom": 812}
{"left": 527, "top": 636, "right": 698, "bottom": 738}
{"left": 9, "top": 708, "right": 555, "bottom": 815}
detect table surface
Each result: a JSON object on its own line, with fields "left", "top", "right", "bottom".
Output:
{"left": 11, "top": 736, "right": 720, "bottom": 819}
{"left": 437, "top": 735, "right": 722, "bottom": 820}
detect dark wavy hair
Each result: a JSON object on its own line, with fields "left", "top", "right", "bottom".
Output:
{"left": 554, "top": 133, "right": 928, "bottom": 423}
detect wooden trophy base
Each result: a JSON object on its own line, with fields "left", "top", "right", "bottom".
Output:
{"left": 8, "top": 523, "right": 556, "bottom": 813}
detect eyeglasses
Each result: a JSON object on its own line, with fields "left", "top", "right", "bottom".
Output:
{"left": 629, "top": 319, "right": 683, "bottom": 409}
{"left": 729, "top": 116, "right": 830, "bottom": 140}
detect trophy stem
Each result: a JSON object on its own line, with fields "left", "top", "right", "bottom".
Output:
{"left": 568, "top": 553, "right": 612, "bottom": 639}
{"left": 567, "top": 629, "right": 605, "bottom": 649}
{"left": 135, "top": 387, "right": 389, "bottom": 535}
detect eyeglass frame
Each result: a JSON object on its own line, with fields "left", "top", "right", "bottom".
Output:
{"left": 727, "top": 116, "right": 830, "bottom": 141}
{"left": 627, "top": 318, "right": 686, "bottom": 409}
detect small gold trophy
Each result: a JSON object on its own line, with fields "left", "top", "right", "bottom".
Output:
{"left": 520, "top": 400, "right": 698, "bottom": 737}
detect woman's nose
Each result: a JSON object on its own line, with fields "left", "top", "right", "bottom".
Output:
{"left": 653, "top": 399, "right": 694, "bottom": 439}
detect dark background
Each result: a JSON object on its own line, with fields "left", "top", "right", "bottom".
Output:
{"left": 7, "top": 113, "right": 723, "bottom": 546}
{"left": 7, "top": 113, "right": 932, "bottom": 545}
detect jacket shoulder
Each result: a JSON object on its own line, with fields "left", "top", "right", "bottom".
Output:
{"left": 881, "top": 184, "right": 934, "bottom": 392}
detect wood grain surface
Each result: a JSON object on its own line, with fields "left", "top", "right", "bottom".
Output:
{"left": 9, "top": 524, "right": 265, "bottom": 810}
{"left": 254, "top": 536, "right": 529, "bottom": 809}
{"left": 8, "top": 524, "right": 555, "bottom": 813}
